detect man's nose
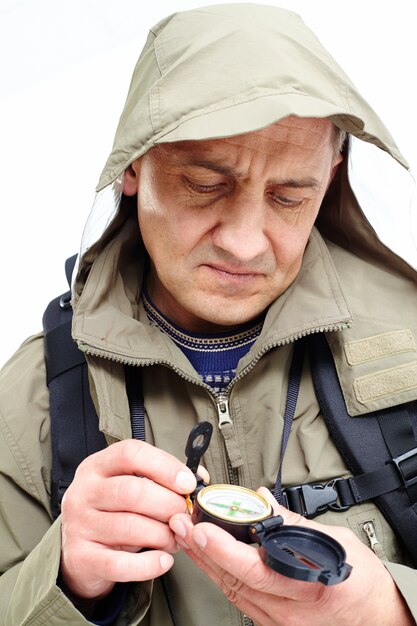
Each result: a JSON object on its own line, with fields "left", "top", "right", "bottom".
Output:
{"left": 211, "top": 192, "right": 270, "bottom": 262}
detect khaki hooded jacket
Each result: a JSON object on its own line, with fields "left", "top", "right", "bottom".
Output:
{"left": 1, "top": 4, "right": 417, "bottom": 625}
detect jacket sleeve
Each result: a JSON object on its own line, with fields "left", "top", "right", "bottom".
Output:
{"left": 384, "top": 562, "right": 417, "bottom": 623}
{"left": 0, "top": 334, "right": 152, "bottom": 625}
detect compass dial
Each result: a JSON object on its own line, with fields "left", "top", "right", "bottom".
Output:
{"left": 197, "top": 485, "right": 273, "bottom": 523}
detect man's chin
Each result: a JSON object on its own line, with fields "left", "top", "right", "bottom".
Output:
{"left": 158, "top": 288, "right": 274, "bottom": 332}
{"left": 190, "top": 302, "right": 268, "bottom": 332}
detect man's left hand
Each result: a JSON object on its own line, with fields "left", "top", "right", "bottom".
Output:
{"left": 169, "top": 488, "right": 414, "bottom": 626}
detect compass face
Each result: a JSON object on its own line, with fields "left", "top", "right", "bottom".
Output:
{"left": 196, "top": 484, "right": 273, "bottom": 524}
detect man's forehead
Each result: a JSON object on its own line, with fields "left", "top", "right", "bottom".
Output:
{"left": 154, "top": 116, "right": 335, "bottom": 162}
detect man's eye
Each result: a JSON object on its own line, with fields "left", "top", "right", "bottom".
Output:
{"left": 186, "top": 180, "right": 226, "bottom": 193}
{"left": 269, "top": 193, "right": 303, "bottom": 208}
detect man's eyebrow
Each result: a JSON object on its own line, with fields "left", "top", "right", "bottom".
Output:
{"left": 182, "top": 159, "right": 240, "bottom": 177}
{"left": 277, "top": 177, "right": 321, "bottom": 189}
{"left": 182, "top": 159, "right": 320, "bottom": 189}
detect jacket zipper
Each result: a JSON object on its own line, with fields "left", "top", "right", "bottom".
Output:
{"left": 363, "top": 521, "right": 379, "bottom": 552}
{"left": 363, "top": 521, "right": 387, "bottom": 560}
{"left": 216, "top": 395, "right": 233, "bottom": 428}
{"left": 215, "top": 395, "right": 240, "bottom": 484}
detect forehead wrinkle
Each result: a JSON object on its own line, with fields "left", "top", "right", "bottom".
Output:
{"left": 183, "top": 157, "right": 320, "bottom": 190}
{"left": 182, "top": 159, "right": 243, "bottom": 178}
{"left": 228, "top": 117, "right": 335, "bottom": 155}
{"left": 224, "top": 130, "right": 332, "bottom": 155}
{"left": 173, "top": 148, "right": 323, "bottom": 189}
{"left": 158, "top": 123, "right": 331, "bottom": 188}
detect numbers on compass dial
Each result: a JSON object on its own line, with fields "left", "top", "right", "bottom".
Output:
{"left": 197, "top": 485, "right": 273, "bottom": 523}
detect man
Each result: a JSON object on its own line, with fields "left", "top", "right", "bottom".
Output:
{"left": 0, "top": 4, "right": 416, "bottom": 625}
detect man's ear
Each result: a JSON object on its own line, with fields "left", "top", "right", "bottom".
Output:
{"left": 330, "top": 153, "right": 343, "bottom": 183}
{"left": 123, "top": 161, "right": 140, "bottom": 196}
{"left": 326, "top": 153, "right": 343, "bottom": 191}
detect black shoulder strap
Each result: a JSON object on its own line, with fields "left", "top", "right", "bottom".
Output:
{"left": 308, "top": 332, "right": 417, "bottom": 564}
{"left": 43, "top": 255, "right": 107, "bottom": 519}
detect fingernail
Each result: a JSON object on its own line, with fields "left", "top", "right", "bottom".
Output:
{"left": 160, "top": 554, "right": 174, "bottom": 570}
{"left": 170, "top": 519, "right": 186, "bottom": 538}
{"left": 193, "top": 527, "right": 207, "bottom": 550}
{"left": 175, "top": 469, "right": 196, "bottom": 492}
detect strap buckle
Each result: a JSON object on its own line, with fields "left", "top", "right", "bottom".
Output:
{"left": 325, "top": 478, "right": 352, "bottom": 513}
{"left": 283, "top": 478, "right": 352, "bottom": 519}
{"left": 283, "top": 480, "right": 348, "bottom": 519}
{"left": 59, "top": 290, "right": 72, "bottom": 310}
{"left": 390, "top": 447, "right": 417, "bottom": 490}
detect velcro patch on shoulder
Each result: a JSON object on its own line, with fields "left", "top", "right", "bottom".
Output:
{"left": 354, "top": 362, "right": 417, "bottom": 403}
{"left": 344, "top": 330, "right": 416, "bottom": 365}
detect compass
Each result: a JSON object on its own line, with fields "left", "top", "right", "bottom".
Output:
{"left": 192, "top": 484, "right": 273, "bottom": 543}
{"left": 184, "top": 421, "right": 352, "bottom": 586}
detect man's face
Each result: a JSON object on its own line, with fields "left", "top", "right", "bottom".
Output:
{"left": 123, "top": 116, "right": 342, "bottom": 332}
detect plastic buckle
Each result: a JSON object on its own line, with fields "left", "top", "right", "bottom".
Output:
{"left": 325, "top": 478, "right": 351, "bottom": 513}
{"left": 59, "top": 291, "right": 72, "bottom": 310}
{"left": 390, "top": 447, "right": 417, "bottom": 489}
{"left": 284, "top": 483, "right": 339, "bottom": 519}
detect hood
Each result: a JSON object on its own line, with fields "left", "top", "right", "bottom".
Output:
{"left": 74, "top": 2, "right": 416, "bottom": 295}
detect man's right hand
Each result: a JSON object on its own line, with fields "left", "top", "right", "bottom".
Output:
{"left": 59, "top": 439, "right": 197, "bottom": 601}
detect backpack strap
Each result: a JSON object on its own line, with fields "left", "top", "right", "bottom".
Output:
{"left": 43, "top": 255, "right": 107, "bottom": 519}
{"left": 305, "top": 332, "right": 417, "bottom": 563}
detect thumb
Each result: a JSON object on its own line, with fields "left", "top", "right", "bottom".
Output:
{"left": 257, "top": 486, "right": 315, "bottom": 528}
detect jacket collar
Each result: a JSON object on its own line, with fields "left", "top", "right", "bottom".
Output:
{"left": 72, "top": 225, "right": 352, "bottom": 377}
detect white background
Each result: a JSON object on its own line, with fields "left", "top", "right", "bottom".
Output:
{"left": 0, "top": 0, "right": 416, "bottom": 366}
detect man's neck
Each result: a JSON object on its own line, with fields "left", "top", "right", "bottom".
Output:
{"left": 142, "top": 288, "right": 265, "bottom": 393}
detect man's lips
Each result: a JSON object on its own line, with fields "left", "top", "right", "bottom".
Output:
{"left": 203, "top": 263, "right": 263, "bottom": 278}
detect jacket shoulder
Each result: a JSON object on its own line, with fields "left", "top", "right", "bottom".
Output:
{"left": 325, "top": 242, "right": 417, "bottom": 415}
{"left": 0, "top": 333, "right": 52, "bottom": 508}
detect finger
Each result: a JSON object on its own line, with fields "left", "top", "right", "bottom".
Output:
{"left": 256, "top": 486, "right": 281, "bottom": 515}
{"left": 257, "top": 487, "right": 330, "bottom": 531}
{"left": 173, "top": 518, "right": 300, "bottom": 625}
{"left": 256, "top": 487, "right": 304, "bottom": 524}
{"left": 192, "top": 522, "right": 278, "bottom": 592}
{"left": 197, "top": 465, "right": 210, "bottom": 484}
{"left": 88, "top": 546, "right": 175, "bottom": 584}
{"left": 183, "top": 544, "right": 281, "bottom": 626}
{"left": 78, "top": 439, "right": 196, "bottom": 494}
{"left": 86, "top": 475, "right": 188, "bottom": 521}
{"left": 183, "top": 518, "right": 323, "bottom": 602}
{"left": 77, "top": 511, "right": 179, "bottom": 552}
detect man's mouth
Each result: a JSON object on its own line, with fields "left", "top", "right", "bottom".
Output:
{"left": 204, "top": 263, "right": 263, "bottom": 280}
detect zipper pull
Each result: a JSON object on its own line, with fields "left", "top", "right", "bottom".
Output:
{"left": 363, "top": 521, "right": 379, "bottom": 553}
{"left": 215, "top": 396, "right": 243, "bottom": 469}
{"left": 216, "top": 397, "right": 232, "bottom": 428}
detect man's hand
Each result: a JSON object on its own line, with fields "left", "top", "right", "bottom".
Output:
{"left": 169, "top": 488, "right": 414, "bottom": 626}
{"left": 60, "top": 439, "right": 197, "bottom": 601}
